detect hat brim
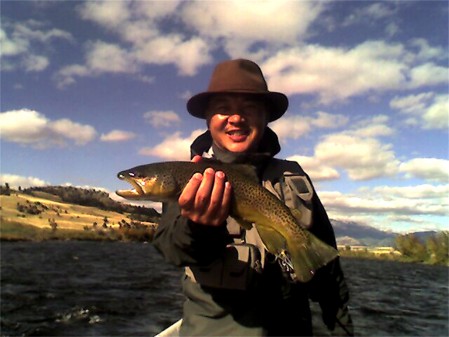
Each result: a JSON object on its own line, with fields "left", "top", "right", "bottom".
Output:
{"left": 187, "top": 91, "right": 288, "bottom": 122}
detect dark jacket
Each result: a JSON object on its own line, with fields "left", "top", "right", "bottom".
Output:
{"left": 153, "top": 128, "right": 353, "bottom": 336}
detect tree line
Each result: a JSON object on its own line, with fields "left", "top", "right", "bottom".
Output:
{"left": 395, "top": 231, "right": 448, "bottom": 265}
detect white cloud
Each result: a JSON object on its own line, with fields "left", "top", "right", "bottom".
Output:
{"left": 22, "top": 54, "right": 49, "bottom": 72}
{"left": 271, "top": 116, "right": 311, "bottom": 141}
{"left": 350, "top": 115, "right": 395, "bottom": 137}
{"left": 133, "top": 35, "right": 211, "bottom": 76}
{"left": 100, "top": 130, "right": 136, "bottom": 142}
{"left": 390, "top": 93, "right": 449, "bottom": 129}
{"left": 399, "top": 158, "right": 449, "bottom": 183}
{"left": 286, "top": 155, "right": 340, "bottom": 181}
{"left": 422, "top": 94, "right": 449, "bottom": 130}
{"left": 58, "top": 1, "right": 212, "bottom": 87}
{"left": 143, "top": 111, "right": 181, "bottom": 128}
{"left": 139, "top": 129, "right": 205, "bottom": 160}
{"left": 315, "top": 134, "right": 399, "bottom": 180}
{"left": 0, "top": 109, "right": 97, "bottom": 148}
{"left": 0, "top": 174, "right": 49, "bottom": 188}
{"left": 1, "top": 20, "right": 73, "bottom": 72}
{"left": 319, "top": 182, "right": 449, "bottom": 232}
{"left": 390, "top": 92, "right": 434, "bottom": 114}
{"left": 408, "top": 63, "right": 449, "bottom": 88}
{"left": 373, "top": 184, "right": 449, "bottom": 199}
{"left": 274, "top": 114, "right": 400, "bottom": 181}
{"left": 262, "top": 40, "right": 448, "bottom": 103}
{"left": 271, "top": 111, "right": 348, "bottom": 141}
{"left": 320, "top": 184, "right": 449, "bottom": 217}
{"left": 78, "top": 0, "right": 131, "bottom": 28}
{"left": 56, "top": 41, "right": 139, "bottom": 86}
{"left": 181, "top": 0, "right": 325, "bottom": 56}
{"left": 85, "top": 41, "right": 138, "bottom": 74}
{"left": 342, "top": 2, "right": 397, "bottom": 26}
{"left": 310, "top": 111, "right": 349, "bottom": 129}
{"left": 410, "top": 38, "right": 448, "bottom": 62}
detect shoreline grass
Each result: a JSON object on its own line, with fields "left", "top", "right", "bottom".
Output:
{"left": 0, "top": 218, "right": 155, "bottom": 242}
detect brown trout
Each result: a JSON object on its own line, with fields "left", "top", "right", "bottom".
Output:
{"left": 116, "top": 160, "right": 338, "bottom": 282}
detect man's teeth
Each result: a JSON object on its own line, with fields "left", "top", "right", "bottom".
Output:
{"left": 228, "top": 130, "right": 247, "bottom": 135}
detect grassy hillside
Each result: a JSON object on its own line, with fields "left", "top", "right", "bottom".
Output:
{"left": 0, "top": 192, "right": 157, "bottom": 241}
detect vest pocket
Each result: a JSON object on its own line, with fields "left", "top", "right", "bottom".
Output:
{"left": 185, "top": 243, "right": 262, "bottom": 290}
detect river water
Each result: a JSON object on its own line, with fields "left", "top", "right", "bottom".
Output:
{"left": 1, "top": 241, "right": 447, "bottom": 336}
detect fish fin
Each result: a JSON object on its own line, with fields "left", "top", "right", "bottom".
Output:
{"left": 288, "top": 232, "right": 339, "bottom": 283}
{"left": 254, "top": 224, "right": 287, "bottom": 254}
{"left": 233, "top": 217, "right": 253, "bottom": 230}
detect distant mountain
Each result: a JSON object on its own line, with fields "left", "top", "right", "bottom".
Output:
{"left": 331, "top": 219, "right": 397, "bottom": 247}
{"left": 330, "top": 219, "right": 440, "bottom": 247}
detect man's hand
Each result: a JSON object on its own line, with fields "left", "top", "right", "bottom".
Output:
{"left": 178, "top": 156, "right": 232, "bottom": 226}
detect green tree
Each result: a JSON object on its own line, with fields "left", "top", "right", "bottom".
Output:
{"left": 395, "top": 234, "right": 428, "bottom": 262}
{"left": 426, "top": 232, "right": 449, "bottom": 265}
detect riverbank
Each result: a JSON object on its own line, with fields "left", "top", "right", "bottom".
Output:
{"left": 0, "top": 193, "right": 156, "bottom": 242}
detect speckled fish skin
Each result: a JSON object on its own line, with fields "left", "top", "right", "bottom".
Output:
{"left": 116, "top": 161, "right": 338, "bottom": 282}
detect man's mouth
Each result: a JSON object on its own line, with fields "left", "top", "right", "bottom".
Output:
{"left": 226, "top": 129, "right": 250, "bottom": 142}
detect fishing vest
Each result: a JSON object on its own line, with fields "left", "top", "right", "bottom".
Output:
{"left": 185, "top": 158, "right": 315, "bottom": 290}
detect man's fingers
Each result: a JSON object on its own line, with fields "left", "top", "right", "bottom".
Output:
{"left": 195, "top": 168, "right": 215, "bottom": 209}
{"left": 178, "top": 166, "right": 232, "bottom": 226}
{"left": 191, "top": 155, "right": 202, "bottom": 163}
{"left": 208, "top": 171, "right": 226, "bottom": 212}
{"left": 178, "top": 172, "right": 202, "bottom": 208}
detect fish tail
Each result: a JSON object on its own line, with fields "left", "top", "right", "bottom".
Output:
{"left": 288, "top": 233, "right": 339, "bottom": 283}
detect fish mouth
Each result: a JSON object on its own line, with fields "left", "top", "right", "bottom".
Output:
{"left": 116, "top": 173, "right": 145, "bottom": 199}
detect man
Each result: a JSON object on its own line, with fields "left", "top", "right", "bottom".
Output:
{"left": 153, "top": 59, "right": 353, "bottom": 336}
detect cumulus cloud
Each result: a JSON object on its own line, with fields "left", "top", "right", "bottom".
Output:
{"left": 275, "top": 114, "right": 398, "bottom": 181}
{"left": 342, "top": 2, "right": 397, "bottom": 27}
{"left": 320, "top": 185, "right": 448, "bottom": 217}
{"left": 291, "top": 115, "right": 399, "bottom": 181}
{"left": 139, "top": 129, "right": 205, "bottom": 160}
{"left": 0, "top": 109, "right": 97, "bottom": 148}
{"left": 100, "top": 130, "right": 136, "bottom": 142}
{"left": 315, "top": 134, "right": 399, "bottom": 180}
{"left": 0, "top": 19, "right": 73, "bottom": 72}
{"left": 286, "top": 155, "right": 340, "bottom": 181}
{"left": 13, "top": 0, "right": 443, "bottom": 102}
{"left": 181, "top": 1, "right": 325, "bottom": 56}
{"left": 57, "top": 1, "right": 212, "bottom": 87}
{"left": 262, "top": 40, "right": 448, "bottom": 103}
{"left": 399, "top": 158, "right": 449, "bottom": 183}
{"left": 390, "top": 92, "right": 448, "bottom": 130}
{"left": 0, "top": 174, "right": 49, "bottom": 188}
{"left": 350, "top": 115, "right": 395, "bottom": 137}
{"left": 373, "top": 184, "right": 449, "bottom": 199}
{"left": 271, "top": 111, "right": 348, "bottom": 141}
{"left": 319, "top": 183, "right": 449, "bottom": 232}
{"left": 143, "top": 111, "right": 181, "bottom": 128}
{"left": 271, "top": 116, "right": 311, "bottom": 141}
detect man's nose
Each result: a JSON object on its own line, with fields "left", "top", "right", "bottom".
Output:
{"left": 228, "top": 113, "right": 245, "bottom": 123}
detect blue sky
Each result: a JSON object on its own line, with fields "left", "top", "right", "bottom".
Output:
{"left": 1, "top": 0, "right": 448, "bottom": 233}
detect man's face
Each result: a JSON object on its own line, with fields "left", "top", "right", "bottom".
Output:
{"left": 205, "top": 94, "right": 269, "bottom": 153}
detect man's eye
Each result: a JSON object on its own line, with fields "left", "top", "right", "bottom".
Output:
{"left": 242, "top": 105, "right": 259, "bottom": 114}
{"left": 215, "top": 105, "right": 229, "bottom": 113}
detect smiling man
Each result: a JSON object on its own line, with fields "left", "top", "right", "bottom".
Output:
{"left": 153, "top": 59, "right": 353, "bottom": 336}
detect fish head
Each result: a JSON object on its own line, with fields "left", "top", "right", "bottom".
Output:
{"left": 116, "top": 164, "right": 179, "bottom": 201}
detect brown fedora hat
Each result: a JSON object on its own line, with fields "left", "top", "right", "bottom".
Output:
{"left": 187, "top": 59, "right": 288, "bottom": 122}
